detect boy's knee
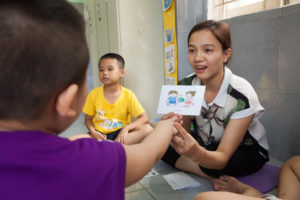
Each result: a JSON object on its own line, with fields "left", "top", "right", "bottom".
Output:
{"left": 143, "top": 124, "right": 154, "bottom": 135}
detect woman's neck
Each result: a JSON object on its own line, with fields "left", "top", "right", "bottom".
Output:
{"left": 202, "top": 68, "right": 224, "bottom": 104}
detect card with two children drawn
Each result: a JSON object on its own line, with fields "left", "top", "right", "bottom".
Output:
{"left": 157, "top": 85, "right": 205, "bottom": 116}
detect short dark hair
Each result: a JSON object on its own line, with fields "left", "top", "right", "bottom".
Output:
{"left": 0, "top": 0, "right": 89, "bottom": 120}
{"left": 188, "top": 20, "right": 232, "bottom": 64}
{"left": 99, "top": 53, "right": 125, "bottom": 69}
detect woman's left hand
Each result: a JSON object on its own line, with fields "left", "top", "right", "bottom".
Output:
{"left": 172, "top": 123, "right": 206, "bottom": 163}
{"left": 115, "top": 127, "right": 129, "bottom": 144}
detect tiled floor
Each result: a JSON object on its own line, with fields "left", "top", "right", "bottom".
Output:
{"left": 125, "top": 159, "right": 282, "bottom": 200}
{"left": 125, "top": 161, "right": 213, "bottom": 200}
{"left": 61, "top": 115, "right": 282, "bottom": 200}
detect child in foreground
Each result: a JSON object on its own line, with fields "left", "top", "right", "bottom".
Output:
{"left": 0, "top": 0, "right": 180, "bottom": 199}
{"left": 83, "top": 53, "right": 152, "bottom": 144}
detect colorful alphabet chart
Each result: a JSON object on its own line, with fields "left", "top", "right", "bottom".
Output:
{"left": 157, "top": 85, "right": 205, "bottom": 116}
{"left": 162, "top": 0, "right": 178, "bottom": 85}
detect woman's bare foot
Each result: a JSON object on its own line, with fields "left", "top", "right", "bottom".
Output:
{"left": 212, "top": 175, "right": 263, "bottom": 197}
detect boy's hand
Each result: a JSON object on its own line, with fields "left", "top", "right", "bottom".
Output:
{"left": 161, "top": 112, "right": 183, "bottom": 124}
{"left": 91, "top": 129, "right": 107, "bottom": 140}
{"left": 156, "top": 114, "right": 181, "bottom": 135}
{"left": 151, "top": 112, "right": 183, "bottom": 129}
{"left": 115, "top": 127, "right": 129, "bottom": 144}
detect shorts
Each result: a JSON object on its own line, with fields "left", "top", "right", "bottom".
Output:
{"left": 161, "top": 131, "right": 269, "bottom": 178}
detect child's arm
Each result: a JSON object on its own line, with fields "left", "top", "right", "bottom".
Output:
{"left": 123, "top": 115, "right": 180, "bottom": 186}
{"left": 84, "top": 114, "right": 106, "bottom": 140}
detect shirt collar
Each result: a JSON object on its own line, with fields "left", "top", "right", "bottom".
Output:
{"left": 192, "top": 67, "right": 232, "bottom": 108}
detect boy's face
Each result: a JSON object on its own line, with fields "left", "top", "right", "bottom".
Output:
{"left": 98, "top": 58, "right": 124, "bottom": 86}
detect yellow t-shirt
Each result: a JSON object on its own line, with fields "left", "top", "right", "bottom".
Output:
{"left": 83, "top": 86, "right": 145, "bottom": 134}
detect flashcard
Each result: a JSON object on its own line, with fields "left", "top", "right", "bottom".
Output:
{"left": 157, "top": 85, "right": 205, "bottom": 116}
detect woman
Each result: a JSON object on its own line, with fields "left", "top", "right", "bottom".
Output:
{"left": 162, "top": 20, "right": 269, "bottom": 182}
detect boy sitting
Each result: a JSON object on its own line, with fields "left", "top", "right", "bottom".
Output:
{"left": 83, "top": 53, "right": 152, "bottom": 144}
{"left": 0, "top": 0, "right": 180, "bottom": 199}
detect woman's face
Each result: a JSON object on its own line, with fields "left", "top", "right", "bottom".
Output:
{"left": 187, "top": 29, "right": 231, "bottom": 85}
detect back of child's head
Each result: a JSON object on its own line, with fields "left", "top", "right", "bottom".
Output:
{"left": 0, "top": 0, "right": 89, "bottom": 121}
{"left": 99, "top": 53, "right": 125, "bottom": 69}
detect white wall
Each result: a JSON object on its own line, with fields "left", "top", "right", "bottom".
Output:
{"left": 87, "top": 0, "right": 164, "bottom": 119}
{"left": 117, "top": 0, "right": 165, "bottom": 119}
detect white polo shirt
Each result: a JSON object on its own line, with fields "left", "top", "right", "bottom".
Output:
{"left": 187, "top": 67, "right": 268, "bottom": 150}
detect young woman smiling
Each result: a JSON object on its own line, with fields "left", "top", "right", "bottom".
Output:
{"left": 162, "top": 20, "right": 269, "bottom": 187}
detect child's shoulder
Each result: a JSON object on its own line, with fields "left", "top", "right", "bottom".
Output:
{"left": 88, "top": 86, "right": 103, "bottom": 95}
{"left": 120, "top": 86, "right": 135, "bottom": 95}
{"left": 120, "top": 86, "right": 140, "bottom": 101}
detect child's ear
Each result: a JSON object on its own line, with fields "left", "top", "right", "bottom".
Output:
{"left": 120, "top": 69, "right": 125, "bottom": 77}
{"left": 55, "top": 84, "right": 79, "bottom": 117}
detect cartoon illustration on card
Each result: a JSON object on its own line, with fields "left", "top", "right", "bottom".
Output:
{"left": 166, "top": 90, "right": 178, "bottom": 106}
{"left": 184, "top": 91, "right": 196, "bottom": 107}
{"left": 157, "top": 85, "right": 205, "bottom": 116}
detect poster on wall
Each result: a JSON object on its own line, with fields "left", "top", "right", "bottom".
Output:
{"left": 162, "top": 0, "right": 177, "bottom": 85}
{"left": 164, "top": 45, "right": 175, "bottom": 62}
{"left": 164, "top": 28, "right": 174, "bottom": 44}
{"left": 165, "top": 76, "right": 176, "bottom": 85}
{"left": 163, "top": 0, "right": 172, "bottom": 12}
{"left": 165, "top": 60, "right": 175, "bottom": 75}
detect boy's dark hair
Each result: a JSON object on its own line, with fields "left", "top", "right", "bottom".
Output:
{"left": 0, "top": 0, "right": 89, "bottom": 121}
{"left": 99, "top": 53, "right": 125, "bottom": 69}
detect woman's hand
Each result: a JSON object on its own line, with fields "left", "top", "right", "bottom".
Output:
{"left": 172, "top": 122, "right": 206, "bottom": 163}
